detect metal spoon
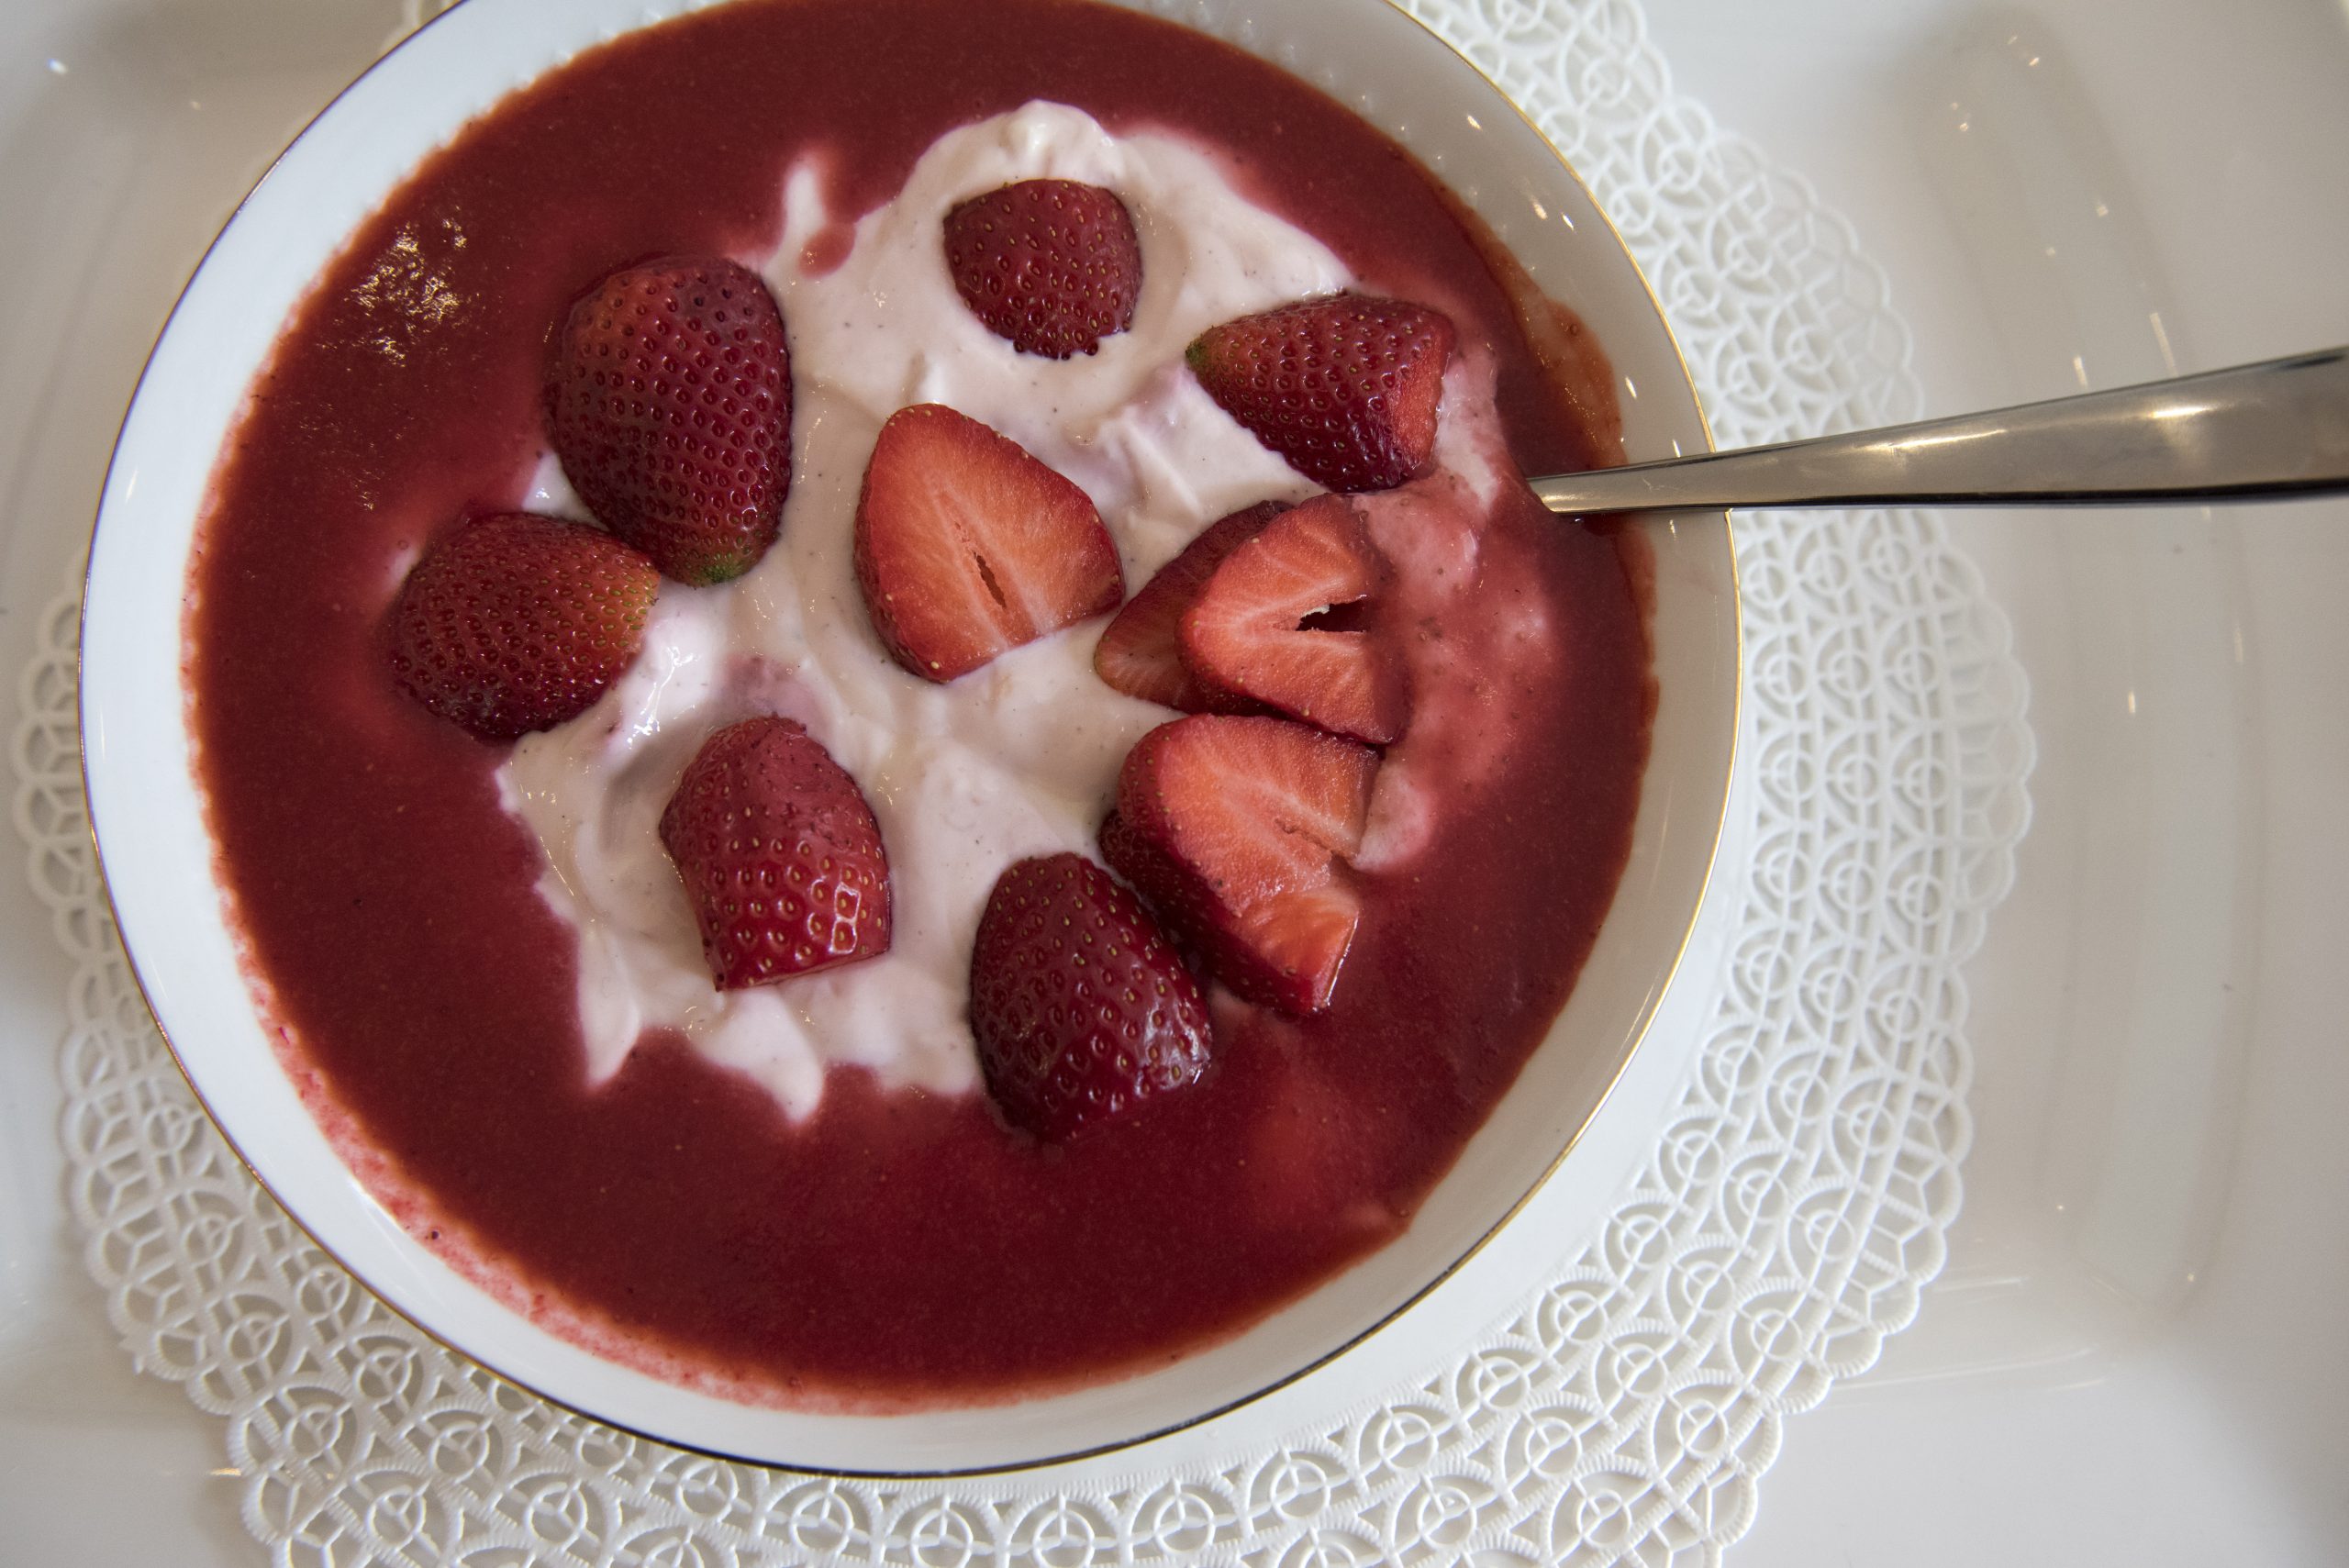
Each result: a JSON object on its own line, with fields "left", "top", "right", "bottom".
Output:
{"left": 1528, "top": 345, "right": 2349, "bottom": 515}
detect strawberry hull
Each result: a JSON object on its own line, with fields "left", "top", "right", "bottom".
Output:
{"left": 185, "top": 0, "right": 1650, "bottom": 1407}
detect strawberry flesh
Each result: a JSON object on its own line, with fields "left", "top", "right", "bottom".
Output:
{"left": 386, "top": 511, "right": 658, "bottom": 742}
{"left": 854, "top": 403, "right": 1124, "bottom": 682}
{"left": 1092, "top": 500, "right": 1288, "bottom": 712}
{"left": 970, "top": 851, "right": 1214, "bottom": 1142}
{"left": 1179, "top": 493, "right": 1402, "bottom": 743}
{"left": 943, "top": 179, "right": 1142, "bottom": 359}
{"left": 659, "top": 717, "right": 892, "bottom": 990}
{"left": 1107, "top": 715, "right": 1377, "bottom": 1015}
{"left": 546, "top": 256, "right": 791, "bottom": 585}
{"left": 1186, "top": 293, "right": 1455, "bottom": 493}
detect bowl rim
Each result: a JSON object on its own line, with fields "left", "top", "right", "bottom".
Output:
{"left": 75, "top": 0, "right": 1739, "bottom": 1477}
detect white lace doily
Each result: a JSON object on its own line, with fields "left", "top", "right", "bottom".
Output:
{"left": 16, "top": 1, "right": 2033, "bottom": 1562}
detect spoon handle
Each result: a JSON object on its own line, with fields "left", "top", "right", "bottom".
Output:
{"left": 1529, "top": 346, "right": 2349, "bottom": 515}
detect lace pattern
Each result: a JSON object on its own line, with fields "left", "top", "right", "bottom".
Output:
{"left": 18, "top": 0, "right": 2032, "bottom": 1562}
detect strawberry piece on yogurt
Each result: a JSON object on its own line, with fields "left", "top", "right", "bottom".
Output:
{"left": 659, "top": 717, "right": 892, "bottom": 990}
{"left": 546, "top": 256, "right": 792, "bottom": 585}
{"left": 1186, "top": 293, "right": 1455, "bottom": 493}
{"left": 853, "top": 402, "right": 1124, "bottom": 682}
{"left": 943, "top": 178, "right": 1143, "bottom": 359}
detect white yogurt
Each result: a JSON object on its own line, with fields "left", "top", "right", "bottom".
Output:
{"left": 500, "top": 104, "right": 1353, "bottom": 1118}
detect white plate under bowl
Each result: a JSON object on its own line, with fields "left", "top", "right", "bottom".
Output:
{"left": 78, "top": 0, "right": 1735, "bottom": 1473}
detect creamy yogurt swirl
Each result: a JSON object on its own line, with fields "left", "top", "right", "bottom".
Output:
{"left": 501, "top": 103, "right": 1358, "bottom": 1118}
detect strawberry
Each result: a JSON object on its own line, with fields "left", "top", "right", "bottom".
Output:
{"left": 942, "top": 179, "right": 1142, "bottom": 360}
{"left": 546, "top": 256, "right": 791, "bottom": 585}
{"left": 1097, "top": 807, "right": 1195, "bottom": 950}
{"left": 969, "top": 852, "right": 1214, "bottom": 1142}
{"left": 853, "top": 403, "right": 1124, "bottom": 682}
{"left": 658, "top": 717, "right": 891, "bottom": 990}
{"left": 386, "top": 511, "right": 659, "bottom": 742}
{"left": 1106, "top": 715, "right": 1377, "bottom": 1015}
{"left": 1093, "top": 500, "right": 1286, "bottom": 712}
{"left": 1180, "top": 493, "right": 1402, "bottom": 743}
{"left": 1186, "top": 293, "right": 1455, "bottom": 493}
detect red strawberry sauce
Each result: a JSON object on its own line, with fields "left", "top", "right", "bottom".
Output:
{"left": 187, "top": 0, "right": 1652, "bottom": 1406}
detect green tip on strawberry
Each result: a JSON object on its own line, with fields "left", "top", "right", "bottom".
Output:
{"left": 854, "top": 403, "right": 1124, "bottom": 683}
{"left": 386, "top": 511, "right": 659, "bottom": 742}
{"left": 1180, "top": 493, "right": 1404, "bottom": 744}
{"left": 1105, "top": 714, "right": 1378, "bottom": 1015}
{"left": 659, "top": 717, "right": 892, "bottom": 990}
{"left": 943, "top": 179, "right": 1143, "bottom": 359}
{"left": 1093, "top": 499, "right": 1288, "bottom": 713}
{"left": 970, "top": 851, "right": 1214, "bottom": 1142}
{"left": 1186, "top": 293, "right": 1456, "bottom": 494}
{"left": 546, "top": 256, "right": 792, "bottom": 585}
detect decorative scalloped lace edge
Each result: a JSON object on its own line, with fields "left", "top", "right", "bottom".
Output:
{"left": 15, "top": 0, "right": 2034, "bottom": 1562}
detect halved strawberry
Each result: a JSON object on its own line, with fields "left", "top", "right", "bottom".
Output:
{"left": 1106, "top": 715, "right": 1377, "bottom": 1015}
{"left": 546, "top": 256, "right": 791, "bottom": 585}
{"left": 944, "top": 179, "right": 1143, "bottom": 360}
{"left": 1092, "top": 500, "right": 1287, "bottom": 711}
{"left": 659, "top": 717, "right": 891, "bottom": 990}
{"left": 970, "top": 852, "right": 1214, "bottom": 1142}
{"left": 1186, "top": 293, "right": 1455, "bottom": 493}
{"left": 1179, "top": 493, "right": 1402, "bottom": 743}
{"left": 386, "top": 511, "right": 659, "bottom": 742}
{"left": 853, "top": 403, "right": 1123, "bottom": 682}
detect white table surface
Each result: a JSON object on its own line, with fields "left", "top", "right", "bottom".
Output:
{"left": 3, "top": 0, "right": 2344, "bottom": 1562}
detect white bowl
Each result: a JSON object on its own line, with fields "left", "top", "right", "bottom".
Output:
{"left": 79, "top": 0, "right": 1735, "bottom": 1473}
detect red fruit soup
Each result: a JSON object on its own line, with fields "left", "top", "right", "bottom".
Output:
{"left": 184, "top": 0, "right": 1654, "bottom": 1408}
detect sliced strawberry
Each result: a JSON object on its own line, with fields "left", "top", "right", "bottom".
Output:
{"left": 1108, "top": 715, "right": 1377, "bottom": 1015}
{"left": 386, "top": 511, "right": 659, "bottom": 742}
{"left": 1092, "top": 500, "right": 1287, "bottom": 712}
{"left": 943, "top": 179, "right": 1142, "bottom": 359}
{"left": 853, "top": 403, "right": 1123, "bottom": 682}
{"left": 970, "top": 852, "right": 1214, "bottom": 1142}
{"left": 1186, "top": 293, "right": 1455, "bottom": 493}
{"left": 1178, "top": 493, "right": 1401, "bottom": 743}
{"left": 546, "top": 256, "right": 791, "bottom": 585}
{"left": 658, "top": 717, "right": 891, "bottom": 990}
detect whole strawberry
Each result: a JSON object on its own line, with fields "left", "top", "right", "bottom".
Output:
{"left": 1186, "top": 293, "right": 1455, "bottom": 493}
{"left": 546, "top": 256, "right": 791, "bottom": 585}
{"left": 971, "top": 852, "right": 1214, "bottom": 1142}
{"left": 943, "top": 179, "right": 1142, "bottom": 359}
{"left": 386, "top": 511, "right": 658, "bottom": 742}
{"left": 659, "top": 717, "right": 892, "bottom": 990}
